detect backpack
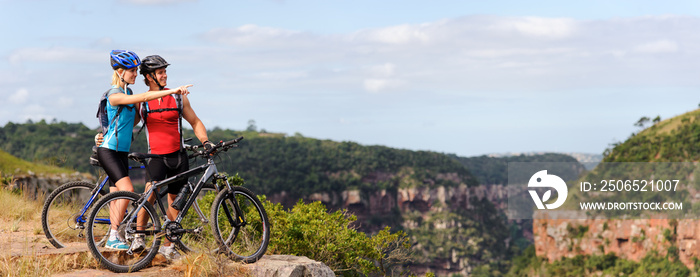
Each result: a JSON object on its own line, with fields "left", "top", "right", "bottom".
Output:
{"left": 141, "top": 93, "right": 182, "bottom": 124}
{"left": 138, "top": 94, "right": 184, "bottom": 150}
{"left": 91, "top": 89, "right": 122, "bottom": 167}
{"left": 96, "top": 88, "right": 135, "bottom": 149}
{"left": 96, "top": 89, "right": 124, "bottom": 135}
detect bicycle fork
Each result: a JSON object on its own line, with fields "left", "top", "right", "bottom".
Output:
{"left": 74, "top": 183, "right": 109, "bottom": 238}
{"left": 217, "top": 175, "right": 246, "bottom": 229}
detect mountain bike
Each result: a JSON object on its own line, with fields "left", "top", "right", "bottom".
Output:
{"left": 41, "top": 143, "right": 215, "bottom": 249}
{"left": 85, "top": 137, "right": 270, "bottom": 273}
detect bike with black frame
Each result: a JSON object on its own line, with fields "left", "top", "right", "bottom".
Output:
{"left": 85, "top": 137, "right": 270, "bottom": 273}
{"left": 41, "top": 141, "right": 216, "bottom": 250}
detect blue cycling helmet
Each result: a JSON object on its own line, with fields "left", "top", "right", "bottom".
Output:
{"left": 110, "top": 50, "right": 141, "bottom": 69}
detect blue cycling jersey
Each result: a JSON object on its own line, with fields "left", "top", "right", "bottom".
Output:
{"left": 100, "top": 86, "right": 136, "bottom": 152}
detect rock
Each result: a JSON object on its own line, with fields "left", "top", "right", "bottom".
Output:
{"left": 242, "top": 255, "right": 335, "bottom": 277}
{"left": 44, "top": 253, "right": 333, "bottom": 277}
{"left": 10, "top": 172, "right": 94, "bottom": 200}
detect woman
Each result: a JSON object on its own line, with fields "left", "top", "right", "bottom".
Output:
{"left": 98, "top": 50, "right": 192, "bottom": 250}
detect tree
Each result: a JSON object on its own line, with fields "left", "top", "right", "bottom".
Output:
{"left": 653, "top": 116, "right": 661, "bottom": 124}
{"left": 634, "top": 116, "right": 650, "bottom": 128}
{"left": 246, "top": 119, "right": 257, "bottom": 132}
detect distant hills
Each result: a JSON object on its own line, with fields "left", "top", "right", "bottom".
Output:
{"left": 485, "top": 152, "right": 603, "bottom": 170}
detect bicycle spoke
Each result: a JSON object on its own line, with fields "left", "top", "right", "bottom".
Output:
{"left": 177, "top": 185, "right": 217, "bottom": 253}
{"left": 86, "top": 191, "right": 161, "bottom": 273}
{"left": 42, "top": 182, "right": 95, "bottom": 248}
{"left": 211, "top": 187, "right": 269, "bottom": 263}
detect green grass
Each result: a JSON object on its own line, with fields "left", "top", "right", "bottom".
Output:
{"left": 632, "top": 109, "right": 700, "bottom": 139}
{"left": 0, "top": 149, "right": 74, "bottom": 176}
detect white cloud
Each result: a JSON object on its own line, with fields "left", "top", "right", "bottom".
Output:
{"left": 9, "top": 88, "right": 29, "bottom": 104}
{"left": 354, "top": 24, "right": 432, "bottom": 44}
{"left": 9, "top": 47, "right": 102, "bottom": 66}
{"left": 250, "top": 70, "right": 309, "bottom": 81}
{"left": 191, "top": 14, "right": 700, "bottom": 94}
{"left": 24, "top": 104, "right": 45, "bottom": 114}
{"left": 363, "top": 78, "right": 403, "bottom": 93}
{"left": 57, "top": 97, "right": 74, "bottom": 108}
{"left": 493, "top": 16, "right": 577, "bottom": 38}
{"left": 362, "top": 63, "right": 402, "bottom": 92}
{"left": 200, "top": 25, "right": 309, "bottom": 47}
{"left": 122, "top": 0, "right": 196, "bottom": 5}
{"left": 20, "top": 104, "right": 50, "bottom": 123}
{"left": 633, "top": 39, "right": 679, "bottom": 53}
{"left": 368, "top": 63, "right": 396, "bottom": 76}
{"left": 464, "top": 47, "right": 574, "bottom": 59}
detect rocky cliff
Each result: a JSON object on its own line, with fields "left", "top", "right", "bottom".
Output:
{"left": 533, "top": 212, "right": 700, "bottom": 268}
{"left": 269, "top": 184, "right": 511, "bottom": 221}
{"left": 9, "top": 172, "right": 95, "bottom": 199}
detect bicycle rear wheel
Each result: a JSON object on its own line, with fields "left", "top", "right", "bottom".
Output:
{"left": 210, "top": 186, "right": 269, "bottom": 263}
{"left": 41, "top": 181, "right": 105, "bottom": 248}
{"left": 86, "top": 191, "right": 161, "bottom": 273}
{"left": 176, "top": 184, "right": 218, "bottom": 253}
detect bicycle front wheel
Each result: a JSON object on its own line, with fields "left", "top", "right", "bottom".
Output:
{"left": 41, "top": 181, "right": 104, "bottom": 248}
{"left": 86, "top": 191, "right": 161, "bottom": 273}
{"left": 210, "top": 186, "right": 269, "bottom": 263}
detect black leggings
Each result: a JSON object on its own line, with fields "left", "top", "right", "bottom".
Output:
{"left": 147, "top": 150, "right": 188, "bottom": 194}
{"left": 97, "top": 147, "right": 129, "bottom": 187}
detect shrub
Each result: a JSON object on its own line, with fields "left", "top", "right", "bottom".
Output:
{"left": 264, "top": 198, "right": 412, "bottom": 276}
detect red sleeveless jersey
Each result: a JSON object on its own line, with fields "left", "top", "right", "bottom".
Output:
{"left": 140, "top": 93, "right": 182, "bottom": 154}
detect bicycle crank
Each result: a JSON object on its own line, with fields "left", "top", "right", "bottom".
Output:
{"left": 164, "top": 221, "right": 184, "bottom": 243}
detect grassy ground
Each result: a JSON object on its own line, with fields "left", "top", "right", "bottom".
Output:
{"left": 0, "top": 150, "right": 75, "bottom": 176}
{"left": 0, "top": 183, "right": 249, "bottom": 277}
{"left": 0, "top": 184, "right": 100, "bottom": 276}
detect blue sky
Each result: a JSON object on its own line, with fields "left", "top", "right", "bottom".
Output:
{"left": 2, "top": 0, "right": 700, "bottom": 157}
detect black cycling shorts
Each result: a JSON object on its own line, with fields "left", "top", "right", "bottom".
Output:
{"left": 96, "top": 147, "right": 129, "bottom": 187}
{"left": 147, "top": 150, "right": 188, "bottom": 195}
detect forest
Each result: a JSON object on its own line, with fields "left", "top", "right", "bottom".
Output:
{"left": 0, "top": 120, "right": 477, "bottom": 198}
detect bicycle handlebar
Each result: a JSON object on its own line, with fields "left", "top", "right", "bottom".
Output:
{"left": 125, "top": 137, "right": 244, "bottom": 164}
{"left": 189, "top": 136, "right": 245, "bottom": 159}
{"left": 127, "top": 137, "right": 243, "bottom": 165}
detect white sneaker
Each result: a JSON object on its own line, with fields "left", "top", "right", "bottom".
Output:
{"left": 131, "top": 237, "right": 145, "bottom": 252}
{"left": 158, "top": 245, "right": 182, "bottom": 261}
{"left": 105, "top": 238, "right": 129, "bottom": 250}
